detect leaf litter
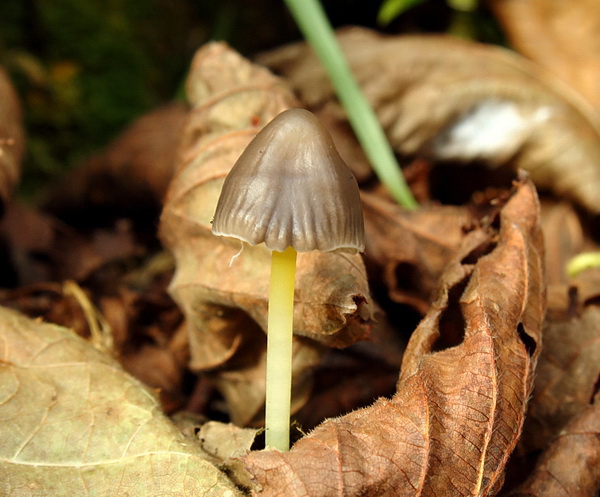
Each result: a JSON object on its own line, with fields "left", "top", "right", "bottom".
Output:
{"left": 1, "top": 12, "right": 600, "bottom": 496}
{"left": 234, "top": 174, "right": 545, "bottom": 496}
{"left": 258, "top": 27, "right": 600, "bottom": 213}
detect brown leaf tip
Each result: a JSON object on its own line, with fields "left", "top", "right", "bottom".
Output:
{"left": 212, "top": 108, "right": 365, "bottom": 253}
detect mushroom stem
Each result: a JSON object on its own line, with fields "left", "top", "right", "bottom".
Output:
{"left": 265, "top": 246, "right": 298, "bottom": 451}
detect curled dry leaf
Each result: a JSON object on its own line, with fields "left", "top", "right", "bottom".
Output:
{"left": 489, "top": 0, "right": 600, "bottom": 110}
{"left": 0, "top": 67, "right": 24, "bottom": 208}
{"left": 294, "top": 314, "right": 407, "bottom": 431}
{"left": 259, "top": 27, "right": 600, "bottom": 213}
{"left": 508, "top": 395, "right": 600, "bottom": 497}
{"left": 362, "top": 191, "right": 471, "bottom": 314}
{"left": 522, "top": 270, "right": 600, "bottom": 453}
{"left": 0, "top": 306, "right": 242, "bottom": 496}
{"left": 236, "top": 176, "right": 545, "bottom": 496}
{"left": 160, "top": 43, "right": 372, "bottom": 423}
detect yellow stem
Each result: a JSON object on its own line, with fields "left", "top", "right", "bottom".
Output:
{"left": 265, "top": 246, "right": 298, "bottom": 451}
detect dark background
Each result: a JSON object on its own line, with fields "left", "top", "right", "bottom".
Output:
{"left": 0, "top": 0, "right": 501, "bottom": 196}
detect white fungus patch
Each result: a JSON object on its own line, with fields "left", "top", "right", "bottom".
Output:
{"left": 431, "top": 100, "right": 552, "bottom": 166}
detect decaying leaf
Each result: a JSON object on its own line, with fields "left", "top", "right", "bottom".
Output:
{"left": 0, "top": 258, "right": 187, "bottom": 414}
{"left": 522, "top": 270, "right": 600, "bottom": 453}
{"left": 210, "top": 333, "right": 323, "bottom": 427}
{"left": 235, "top": 176, "right": 545, "bottom": 496}
{"left": 508, "top": 395, "right": 600, "bottom": 497}
{"left": 0, "top": 201, "right": 145, "bottom": 286}
{"left": 0, "top": 67, "right": 24, "bottom": 209}
{"left": 0, "top": 306, "right": 242, "bottom": 496}
{"left": 362, "top": 191, "right": 471, "bottom": 314}
{"left": 294, "top": 314, "right": 406, "bottom": 431}
{"left": 160, "top": 43, "right": 373, "bottom": 424}
{"left": 0, "top": 282, "right": 92, "bottom": 334}
{"left": 198, "top": 421, "right": 259, "bottom": 461}
{"left": 540, "top": 201, "right": 584, "bottom": 286}
{"left": 259, "top": 27, "right": 600, "bottom": 213}
{"left": 489, "top": 0, "right": 600, "bottom": 111}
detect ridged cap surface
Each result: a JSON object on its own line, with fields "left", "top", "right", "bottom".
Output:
{"left": 212, "top": 108, "right": 364, "bottom": 253}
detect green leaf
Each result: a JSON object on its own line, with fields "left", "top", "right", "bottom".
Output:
{"left": 377, "top": 0, "right": 427, "bottom": 25}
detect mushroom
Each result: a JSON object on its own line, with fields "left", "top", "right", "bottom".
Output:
{"left": 212, "top": 108, "right": 364, "bottom": 451}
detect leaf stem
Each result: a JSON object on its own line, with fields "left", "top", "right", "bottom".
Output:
{"left": 265, "top": 246, "right": 298, "bottom": 451}
{"left": 284, "top": 0, "right": 418, "bottom": 209}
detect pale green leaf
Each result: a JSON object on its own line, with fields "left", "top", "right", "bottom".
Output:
{"left": 0, "top": 307, "right": 243, "bottom": 497}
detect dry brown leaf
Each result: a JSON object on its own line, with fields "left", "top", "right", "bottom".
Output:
{"left": 235, "top": 175, "right": 545, "bottom": 496}
{"left": 207, "top": 319, "right": 323, "bottom": 426}
{"left": 102, "top": 102, "right": 189, "bottom": 200}
{"left": 0, "top": 201, "right": 147, "bottom": 285}
{"left": 0, "top": 67, "right": 24, "bottom": 209}
{"left": 362, "top": 191, "right": 471, "bottom": 314}
{"left": 522, "top": 271, "right": 600, "bottom": 453}
{"left": 43, "top": 102, "right": 188, "bottom": 219}
{"left": 489, "top": 0, "right": 600, "bottom": 110}
{"left": 0, "top": 282, "right": 91, "bottom": 333}
{"left": 173, "top": 414, "right": 259, "bottom": 468}
{"left": 160, "top": 43, "right": 373, "bottom": 424}
{"left": 294, "top": 314, "right": 406, "bottom": 431}
{"left": 198, "top": 421, "right": 259, "bottom": 461}
{"left": 0, "top": 201, "right": 102, "bottom": 284}
{"left": 121, "top": 342, "right": 187, "bottom": 412}
{"left": 540, "top": 201, "right": 584, "bottom": 286}
{"left": 0, "top": 269, "right": 187, "bottom": 414}
{"left": 508, "top": 395, "right": 600, "bottom": 497}
{"left": 259, "top": 27, "right": 600, "bottom": 213}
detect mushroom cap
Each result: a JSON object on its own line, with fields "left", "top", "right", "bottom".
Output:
{"left": 212, "top": 108, "right": 365, "bottom": 253}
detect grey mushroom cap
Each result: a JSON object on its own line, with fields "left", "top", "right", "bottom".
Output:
{"left": 212, "top": 108, "right": 365, "bottom": 253}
